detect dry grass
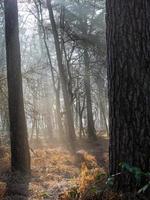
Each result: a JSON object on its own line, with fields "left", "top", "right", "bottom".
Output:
{"left": 0, "top": 136, "right": 109, "bottom": 200}
{"left": 29, "top": 148, "right": 79, "bottom": 199}
{"left": 0, "top": 146, "right": 10, "bottom": 173}
{"left": 0, "top": 147, "right": 79, "bottom": 200}
{"left": 59, "top": 151, "right": 108, "bottom": 200}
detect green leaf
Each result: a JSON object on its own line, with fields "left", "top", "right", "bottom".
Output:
{"left": 121, "top": 163, "right": 143, "bottom": 183}
{"left": 106, "top": 176, "right": 115, "bottom": 187}
{"left": 121, "top": 163, "right": 133, "bottom": 173}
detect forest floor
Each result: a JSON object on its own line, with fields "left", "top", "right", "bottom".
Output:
{"left": 0, "top": 133, "right": 109, "bottom": 200}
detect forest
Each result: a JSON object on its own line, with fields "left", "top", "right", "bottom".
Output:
{"left": 0, "top": 0, "right": 149, "bottom": 200}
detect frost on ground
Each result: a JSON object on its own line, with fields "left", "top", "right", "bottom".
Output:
{"left": 0, "top": 136, "right": 108, "bottom": 200}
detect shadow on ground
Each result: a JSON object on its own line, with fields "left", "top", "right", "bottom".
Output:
{"left": 4, "top": 173, "right": 30, "bottom": 200}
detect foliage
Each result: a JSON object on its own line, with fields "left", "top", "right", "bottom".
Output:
{"left": 121, "top": 162, "right": 150, "bottom": 193}
{"left": 59, "top": 152, "right": 109, "bottom": 200}
{"left": 106, "top": 162, "right": 150, "bottom": 196}
{"left": 106, "top": 176, "right": 115, "bottom": 187}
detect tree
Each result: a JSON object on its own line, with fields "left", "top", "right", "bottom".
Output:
{"left": 84, "top": 49, "right": 96, "bottom": 139}
{"left": 4, "top": 0, "right": 30, "bottom": 173}
{"left": 33, "top": 0, "right": 65, "bottom": 141}
{"left": 61, "top": 0, "right": 106, "bottom": 139}
{"left": 46, "top": 0, "right": 76, "bottom": 152}
{"left": 106, "top": 0, "right": 150, "bottom": 192}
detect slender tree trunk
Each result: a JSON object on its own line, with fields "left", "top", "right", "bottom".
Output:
{"left": 35, "top": 119, "right": 39, "bottom": 143}
{"left": 78, "top": 95, "right": 86, "bottom": 138}
{"left": 98, "top": 90, "right": 109, "bottom": 136}
{"left": 4, "top": 0, "right": 30, "bottom": 173}
{"left": 84, "top": 49, "right": 96, "bottom": 140}
{"left": 46, "top": 0, "right": 76, "bottom": 152}
{"left": 34, "top": 0, "right": 65, "bottom": 141}
{"left": 79, "top": 113, "right": 83, "bottom": 138}
{"left": 106, "top": 0, "right": 150, "bottom": 192}
{"left": 45, "top": 112, "right": 53, "bottom": 140}
{"left": 55, "top": 84, "right": 65, "bottom": 140}
{"left": 30, "top": 117, "right": 35, "bottom": 142}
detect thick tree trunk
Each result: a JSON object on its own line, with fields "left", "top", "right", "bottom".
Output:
{"left": 84, "top": 49, "right": 96, "bottom": 140}
{"left": 106, "top": 0, "right": 150, "bottom": 191}
{"left": 46, "top": 0, "right": 76, "bottom": 152}
{"left": 4, "top": 0, "right": 30, "bottom": 173}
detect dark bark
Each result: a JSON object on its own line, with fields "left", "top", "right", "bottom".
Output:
{"left": 4, "top": 0, "right": 30, "bottom": 173}
{"left": 46, "top": 0, "right": 76, "bottom": 152}
{"left": 106, "top": 0, "right": 150, "bottom": 191}
{"left": 84, "top": 49, "right": 96, "bottom": 140}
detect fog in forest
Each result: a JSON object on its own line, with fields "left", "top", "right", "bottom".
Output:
{"left": 0, "top": 0, "right": 107, "bottom": 145}
{"left": 0, "top": 0, "right": 149, "bottom": 200}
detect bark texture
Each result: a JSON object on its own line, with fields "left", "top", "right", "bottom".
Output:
{"left": 4, "top": 0, "right": 30, "bottom": 173}
{"left": 106, "top": 0, "right": 150, "bottom": 191}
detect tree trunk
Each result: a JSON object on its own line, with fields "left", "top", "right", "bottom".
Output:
{"left": 55, "top": 84, "right": 65, "bottom": 140}
{"left": 46, "top": 0, "right": 76, "bottom": 152}
{"left": 98, "top": 89, "right": 109, "bottom": 136}
{"left": 4, "top": 0, "right": 30, "bottom": 173}
{"left": 84, "top": 49, "right": 96, "bottom": 140}
{"left": 34, "top": 0, "right": 65, "bottom": 142}
{"left": 106, "top": 0, "right": 150, "bottom": 191}
{"left": 45, "top": 112, "right": 53, "bottom": 141}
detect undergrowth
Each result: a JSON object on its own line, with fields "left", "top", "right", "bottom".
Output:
{"left": 59, "top": 152, "right": 120, "bottom": 200}
{"left": 59, "top": 156, "right": 150, "bottom": 200}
